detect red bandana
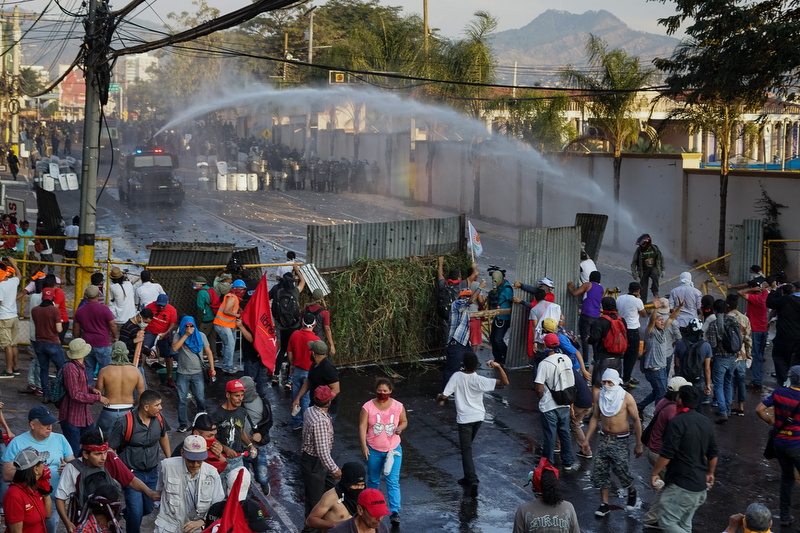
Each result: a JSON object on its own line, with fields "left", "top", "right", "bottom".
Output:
{"left": 82, "top": 443, "right": 109, "bottom": 452}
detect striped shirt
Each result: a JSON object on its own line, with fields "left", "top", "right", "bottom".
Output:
{"left": 763, "top": 387, "right": 800, "bottom": 448}
{"left": 301, "top": 406, "right": 338, "bottom": 473}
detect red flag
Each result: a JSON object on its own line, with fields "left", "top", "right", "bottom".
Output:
{"left": 242, "top": 272, "right": 278, "bottom": 372}
{"left": 201, "top": 468, "right": 250, "bottom": 533}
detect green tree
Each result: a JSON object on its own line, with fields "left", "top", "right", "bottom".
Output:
{"left": 19, "top": 68, "right": 44, "bottom": 95}
{"left": 489, "top": 90, "right": 578, "bottom": 153}
{"left": 561, "top": 34, "right": 656, "bottom": 247}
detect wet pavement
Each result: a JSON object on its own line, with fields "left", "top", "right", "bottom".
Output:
{"left": 0, "top": 154, "right": 790, "bottom": 531}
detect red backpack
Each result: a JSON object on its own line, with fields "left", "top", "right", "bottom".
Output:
{"left": 600, "top": 314, "right": 628, "bottom": 355}
{"left": 205, "top": 288, "right": 221, "bottom": 315}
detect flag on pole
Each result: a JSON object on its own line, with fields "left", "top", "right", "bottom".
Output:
{"left": 241, "top": 272, "right": 278, "bottom": 373}
{"left": 201, "top": 469, "right": 250, "bottom": 533}
{"left": 468, "top": 221, "right": 483, "bottom": 257}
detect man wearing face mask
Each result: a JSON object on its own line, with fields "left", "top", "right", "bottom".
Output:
{"left": 581, "top": 368, "right": 643, "bottom": 518}
{"left": 171, "top": 413, "right": 227, "bottom": 474}
{"left": 631, "top": 234, "right": 664, "bottom": 302}
{"left": 486, "top": 269, "right": 513, "bottom": 366}
{"left": 306, "top": 462, "right": 367, "bottom": 532}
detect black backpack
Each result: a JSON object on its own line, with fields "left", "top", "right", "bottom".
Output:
{"left": 272, "top": 287, "right": 300, "bottom": 329}
{"left": 303, "top": 305, "right": 326, "bottom": 340}
{"left": 437, "top": 282, "right": 462, "bottom": 320}
{"left": 67, "top": 459, "right": 123, "bottom": 524}
{"left": 717, "top": 314, "right": 744, "bottom": 354}
{"left": 680, "top": 340, "right": 704, "bottom": 382}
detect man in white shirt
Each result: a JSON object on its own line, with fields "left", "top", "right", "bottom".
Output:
{"left": 63, "top": 216, "right": 79, "bottom": 285}
{"left": 615, "top": 282, "right": 646, "bottom": 389}
{"left": 580, "top": 250, "right": 598, "bottom": 285}
{"left": 134, "top": 270, "right": 165, "bottom": 310}
{"left": 0, "top": 257, "right": 21, "bottom": 378}
{"left": 535, "top": 334, "right": 578, "bottom": 471}
{"left": 275, "top": 250, "right": 299, "bottom": 280}
{"left": 437, "top": 352, "right": 508, "bottom": 498}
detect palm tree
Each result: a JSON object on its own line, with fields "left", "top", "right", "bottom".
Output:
{"left": 562, "top": 35, "right": 656, "bottom": 247}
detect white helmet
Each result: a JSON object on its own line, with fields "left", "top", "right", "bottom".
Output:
{"left": 687, "top": 318, "right": 703, "bottom": 333}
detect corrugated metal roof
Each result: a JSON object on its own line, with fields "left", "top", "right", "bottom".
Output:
{"left": 575, "top": 213, "right": 608, "bottom": 262}
{"left": 507, "top": 226, "right": 581, "bottom": 367}
{"left": 730, "top": 219, "right": 764, "bottom": 312}
{"left": 307, "top": 215, "right": 464, "bottom": 270}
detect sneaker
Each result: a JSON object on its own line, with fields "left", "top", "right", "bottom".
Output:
{"left": 628, "top": 377, "right": 640, "bottom": 385}
{"left": 737, "top": 410, "right": 745, "bottom": 417}
{"left": 563, "top": 463, "right": 580, "bottom": 472}
{"left": 291, "top": 425, "right": 302, "bottom": 431}
{"left": 626, "top": 488, "right": 637, "bottom": 508}
{"left": 390, "top": 512, "right": 400, "bottom": 525}
{"left": 18, "top": 385, "right": 38, "bottom": 394}
{"left": 623, "top": 382, "right": 636, "bottom": 390}
{"left": 284, "top": 382, "right": 293, "bottom": 392}
{"left": 34, "top": 389, "right": 43, "bottom": 397}
{"left": 702, "top": 397, "right": 711, "bottom": 405}
{"left": 224, "top": 368, "right": 239, "bottom": 375}
{"left": 176, "top": 425, "right": 189, "bottom": 433}
{"left": 595, "top": 503, "right": 611, "bottom": 517}
{"left": 0, "top": 372, "right": 14, "bottom": 379}
{"left": 271, "top": 374, "right": 279, "bottom": 385}
{"left": 748, "top": 383, "right": 763, "bottom": 390}
{"left": 11, "top": 370, "right": 19, "bottom": 376}
{"left": 710, "top": 401, "right": 718, "bottom": 407}
{"left": 715, "top": 412, "right": 728, "bottom": 423}
{"left": 576, "top": 450, "right": 593, "bottom": 459}
{"left": 165, "top": 379, "right": 177, "bottom": 388}
{"left": 261, "top": 482, "right": 271, "bottom": 497}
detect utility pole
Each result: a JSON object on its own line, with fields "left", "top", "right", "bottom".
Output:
{"left": 512, "top": 61, "right": 517, "bottom": 99}
{"left": 423, "top": 0, "right": 428, "bottom": 75}
{"left": 10, "top": 7, "right": 20, "bottom": 155}
{"left": 304, "top": 6, "right": 316, "bottom": 163}
{"left": 77, "top": 0, "right": 107, "bottom": 302}
{"left": 283, "top": 32, "right": 288, "bottom": 83}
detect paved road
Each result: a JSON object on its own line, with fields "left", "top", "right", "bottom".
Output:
{"left": 0, "top": 158, "right": 787, "bottom": 532}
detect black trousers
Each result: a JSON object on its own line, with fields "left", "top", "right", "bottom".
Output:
{"left": 622, "top": 328, "right": 640, "bottom": 382}
{"left": 300, "top": 452, "right": 335, "bottom": 519}
{"left": 458, "top": 421, "right": 482, "bottom": 485}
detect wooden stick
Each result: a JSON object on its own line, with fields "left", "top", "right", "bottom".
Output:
{"left": 469, "top": 308, "right": 511, "bottom": 319}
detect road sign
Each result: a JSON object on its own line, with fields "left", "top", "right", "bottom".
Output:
{"left": 5, "top": 197, "right": 25, "bottom": 222}
{"left": 109, "top": 83, "right": 120, "bottom": 93}
{"left": 261, "top": 128, "right": 271, "bottom": 141}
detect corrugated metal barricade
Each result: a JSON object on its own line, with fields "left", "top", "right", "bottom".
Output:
{"left": 575, "top": 213, "right": 608, "bottom": 262}
{"left": 307, "top": 215, "right": 465, "bottom": 271}
{"left": 730, "top": 219, "right": 764, "bottom": 312}
{"left": 146, "top": 242, "right": 262, "bottom": 318}
{"left": 507, "top": 226, "right": 581, "bottom": 367}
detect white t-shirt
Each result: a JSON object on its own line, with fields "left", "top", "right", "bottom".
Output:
{"left": 0, "top": 277, "right": 20, "bottom": 320}
{"left": 64, "top": 224, "right": 79, "bottom": 251}
{"left": 134, "top": 282, "right": 165, "bottom": 309}
{"left": 276, "top": 261, "right": 298, "bottom": 280}
{"left": 580, "top": 259, "right": 597, "bottom": 285}
{"left": 110, "top": 280, "right": 137, "bottom": 323}
{"left": 534, "top": 353, "right": 574, "bottom": 413}
{"left": 443, "top": 371, "right": 497, "bottom": 424}
{"left": 616, "top": 294, "right": 644, "bottom": 331}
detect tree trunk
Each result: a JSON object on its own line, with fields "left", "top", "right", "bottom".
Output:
{"left": 613, "top": 153, "right": 622, "bottom": 248}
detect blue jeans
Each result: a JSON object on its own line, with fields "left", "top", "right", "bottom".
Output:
{"left": 751, "top": 331, "right": 767, "bottom": 386}
{"left": 61, "top": 420, "right": 94, "bottom": 456}
{"left": 176, "top": 372, "right": 206, "bottom": 427}
{"left": 638, "top": 367, "right": 668, "bottom": 411}
{"left": 291, "top": 368, "right": 309, "bottom": 428}
{"left": 143, "top": 331, "right": 172, "bottom": 360}
{"left": 366, "top": 442, "right": 402, "bottom": 513}
{"left": 35, "top": 341, "right": 65, "bottom": 398}
{"left": 540, "top": 406, "right": 574, "bottom": 466}
{"left": 732, "top": 358, "right": 747, "bottom": 406}
{"left": 244, "top": 357, "right": 270, "bottom": 399}
{"left": 245, "top": 444, "right": 270, "bottom": 490}
{"left": 712, "top": 356, "right": 735, "bottom": 415}
{"left": 96, "top": 407, "right": 131, "bottom": 438}
{"left": 85, "top": 345, "right": 111, "bottom": 386}
{"left": 124, "top": 468, "right": 158, "bottom": 533}
{"left": 215, "top": 325, "right": 236, "bottom": 371}
{"left": 443, "top": 341, "right": 470, "bottom": 389}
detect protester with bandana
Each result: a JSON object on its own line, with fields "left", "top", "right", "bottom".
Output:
{"left": 306, "top": 462, "right": 367, "bottom": 532}
{"left": 512, "top": 457, "right": 580, "bottom": 533}
{"left": 757, "top": 365, "right": 800, "bottom": 527}
{"left": 581, "top": 368, "right": 643, "bottom": 518}
{"left": 73, "top": 483, "right": 123, "bottom": 533}
{"left": 54, "top": 429, "right": 158, "bottom": 533}
{"left": 171, "top": 413, "right": 227, "bottom": 474}
{"left": 172, "top": 316, "right": 215, "bottom": 432}
{"left": 359, "top": 377, "right": 407, "bottom": 525}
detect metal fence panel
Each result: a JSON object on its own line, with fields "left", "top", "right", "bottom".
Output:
{"left": 307, "top": 215, "right": 464, "bottom": 270}
{"left": 730, "top": 219, "right": 764, "bottom": 312}
{"left": 507, "top": 226, "right": 581, "bottom": 367}
{"left": 574, "top": 213, "right": 608, "bottom": 262}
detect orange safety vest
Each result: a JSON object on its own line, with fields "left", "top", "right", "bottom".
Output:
{"left": 213, "top": 293, "right": 239, "bottom": 328}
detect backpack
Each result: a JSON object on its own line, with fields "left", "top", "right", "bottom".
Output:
{"left": 117, "top": 411, "right": 166, "bottom": 453}
{"left": 600, "top": 314, "right": 628, "bottom": 355}
{"left": 303, "top": 305, "right": 326, "bottom": 341}
{"left": 437, "top": 282, "right": 462, "bottom": 320}
{"left": 680, "top": 340, "right": 705, "bottom": 382}
{"left": 717, "top": 314, "right": 744, "bottom": 354}
{"left": 50, "top": 360, "right": 79, "bottom": 408}
{"left": 205, "top": 287, "right": 221, "bottom": 315}
{"left": 272, "top": 287, "right": 300, "bottom": 329}
{"left": 641, "top": 401, "right": 675, "bottom": 447}
{"left": 67, "top": 459, "right": 124, "bottom": 525}
{"left": 542, "top": 353, "right": 576, "bottom": 405}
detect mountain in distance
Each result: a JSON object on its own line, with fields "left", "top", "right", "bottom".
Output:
{"left": 490, "top": 9, "right": 680, "bottom": 85}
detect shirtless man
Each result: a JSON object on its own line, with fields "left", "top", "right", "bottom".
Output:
{"left": 581, "top": 368, "right": 643, "bottom": 518}
{"left": 306, "top": 462, "right": 366, "bottom": 532}
{"left": 95, "top": 341, "right": 145, "bottom": 437}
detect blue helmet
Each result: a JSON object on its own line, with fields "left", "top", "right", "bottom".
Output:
{"left": 232, "top": 279, "right": 246, "bottom": 289}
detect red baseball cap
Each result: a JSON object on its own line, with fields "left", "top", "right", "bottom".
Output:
{"left": 543, "top": 333, "right": 560, "bottom": 348}
{"left": 41, "top": 287, "right": 55, "bottom": 301}
{"left": 357, "top": 488, "right": 390, "bottom": 517}
{"left": 226, "top": 379, "right": 245, "bottom": 392}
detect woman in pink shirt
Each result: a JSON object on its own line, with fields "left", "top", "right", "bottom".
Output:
{"left": 358, "top": 377, "right": 407, "bottom": 525}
